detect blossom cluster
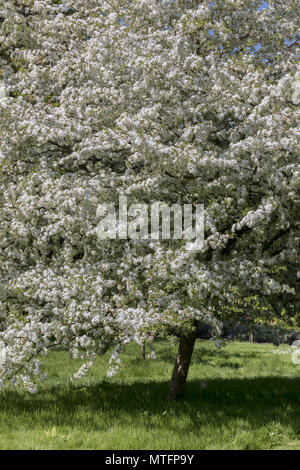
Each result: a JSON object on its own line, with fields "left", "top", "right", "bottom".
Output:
{"left": 0, "top": 0, "right": 299, "bottom": 389}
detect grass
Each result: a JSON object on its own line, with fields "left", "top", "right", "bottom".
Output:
{"left": 0, "top": 340, "right": 300, "bottom": 450}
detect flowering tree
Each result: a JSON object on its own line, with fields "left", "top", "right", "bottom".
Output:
{"left": 0, "top": 0, "right": 299, "bottom": 398}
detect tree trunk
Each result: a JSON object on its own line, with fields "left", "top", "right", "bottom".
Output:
{"left": 249, "top": 327, "right": 254, "bottom": 343}
{"left": 166, "top": 324, "right": 197, "bottom": 401}
{"left": 141, "top": 340, "right": 146, "bottom": 360}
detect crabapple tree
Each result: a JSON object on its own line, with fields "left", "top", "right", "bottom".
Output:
{"left": 0, "top": 0, "right": 299, "bottom": 398}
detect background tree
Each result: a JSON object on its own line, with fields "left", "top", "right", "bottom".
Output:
{"left": 0, "top": 0, "right": 299, "bottom": 397}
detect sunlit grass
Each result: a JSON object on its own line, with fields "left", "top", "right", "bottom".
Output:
{"left": 0, "top": 340, "right": 299, "bottom": 449}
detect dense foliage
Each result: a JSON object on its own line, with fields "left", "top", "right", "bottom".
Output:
{"left": 0, "top": 0, "right": 299, "bottom": 391}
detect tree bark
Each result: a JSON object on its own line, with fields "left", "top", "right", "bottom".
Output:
{"left": 166, "top": 324, "right": 197, "bottom": 400}
{"left": 249, "top": 327, "right": 254, "bottom": 343}
{"left": 141, "top": 340, "right": 146, "bottom": 360}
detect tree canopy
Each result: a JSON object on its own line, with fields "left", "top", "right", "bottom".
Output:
{"left": 0, "top": 0, "right": 299, "bottom": 394}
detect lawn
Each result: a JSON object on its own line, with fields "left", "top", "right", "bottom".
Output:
{"left": 0, "top": 340, "right": 300, "bottom": 450}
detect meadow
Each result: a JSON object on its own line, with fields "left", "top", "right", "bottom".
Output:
{"left": 0, "top": 340, "right": 299, "bottom": 450}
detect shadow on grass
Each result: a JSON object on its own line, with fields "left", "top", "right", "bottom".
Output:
{"left": 157, "top": 344, "right": 269, "bottom": 365}
{"left": 1, "top": 376, "right": 300, "bottom": 434}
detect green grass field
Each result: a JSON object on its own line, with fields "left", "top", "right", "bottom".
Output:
{"left": 0, "top": 340, "right": 300, "bottom": 450}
